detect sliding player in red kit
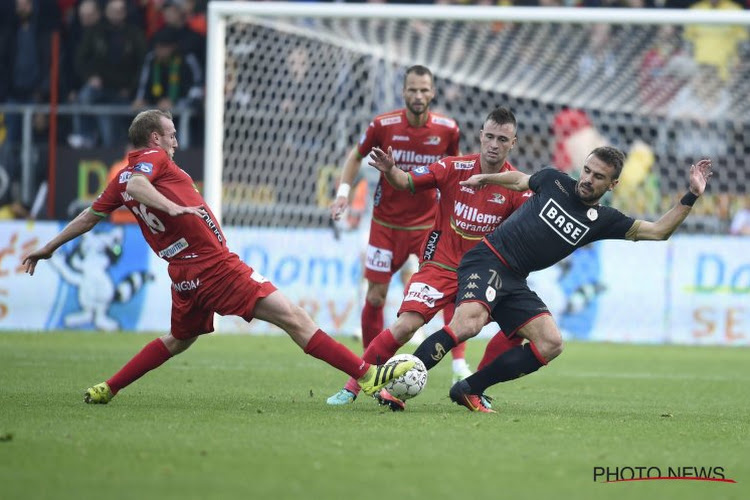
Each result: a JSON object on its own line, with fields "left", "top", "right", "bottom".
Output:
{"left": 328, "top": 108, "right": 533, "bottom": 410}
{"left": 22, "top": 110, "right": 414, "bottom": 404}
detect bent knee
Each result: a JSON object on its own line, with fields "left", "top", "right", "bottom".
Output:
{"left": 539, "top": 333, "right": 564, "bottom": 361}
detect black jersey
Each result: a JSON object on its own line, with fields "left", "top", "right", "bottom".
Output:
{"left": 484, "top": 168, "right": 636, "bottom": 276}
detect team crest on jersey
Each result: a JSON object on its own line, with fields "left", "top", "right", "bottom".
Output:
{"left": 380, "top": 115, "right": 402, "bottom": 126}
{"left": 392, "top": 135, "right": 410, "bottom": 141}
{"left": 133, "top": 162, "right": 153, "bottom": 175}
{"left": 118, "top": 171, "right": 132, "bottom": 183}
{"left": 539, "top": 198, "right": 590, "bottom": 245}
{"left": 404, "top": 282, "right": 444, "bottom": 308}
{"left": 413, "top": 166, "right": 429, "bottom": 176}
{"left": 488, "top": 193, "right": 506, "bottom": 205}
{"left": 453, "top": 161, "right": 475, "bottom": 170}
{"left": 424, "top": 136, "right": 441, "bottom": 146}
{"left": 485, "top": 286, "right": 496, "bottom": 302}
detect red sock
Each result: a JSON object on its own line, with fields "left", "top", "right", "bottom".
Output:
{"left": 343, "top": 328, "right": 403, "bottom": 394}
{"left": 360, "top": 301, "right": 384, "bottom": 348}
{"left": 477, "top": 332, "right": 523, "bottom": 371}
{"left": 450, "top": 341, "right": 466, "bottom": 361}
{"left": 106, "top": 338, "right": 172, "bottom": 395}
{"left": 304, "top": 329, "right": 369, "bottom": 379}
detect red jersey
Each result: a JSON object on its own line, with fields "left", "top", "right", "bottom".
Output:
{"left": 408, "top": 154, "right": 531, "bottom": 271}
{"left": 356, "top": 109, "right": 460, "bottom": 229}
{"left": 91, "top": 148, "right": 228, "bottom": 264}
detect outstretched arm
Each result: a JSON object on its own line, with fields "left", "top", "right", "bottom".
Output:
{"left": 330, "top": 147, "right": 363, "bottom": 221}
{"left": 22, "top": 208, "right": 103, "bottom": 275}
{"left": 459, "top": 171, "right": 531, "bottom": 191}
{"left": 127, "top": 174, "right": 205, "bottom": 217}
{"left": 368, "top": 146, "right": 410, "bottom": 190}
{"left": 628, "top": 159, "right": 713, "bottom": 241}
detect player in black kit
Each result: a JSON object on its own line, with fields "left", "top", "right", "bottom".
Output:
{"left": 406, "top": 146, "right": 713, "bottom": 412}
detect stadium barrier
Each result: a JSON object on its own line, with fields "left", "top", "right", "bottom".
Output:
{"left": 2, "top": 219, "right": 747, "bottom": 346}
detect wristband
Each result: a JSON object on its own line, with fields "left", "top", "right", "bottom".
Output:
{"left": 680, "top": 191, "right": 699, "bottom": 207}
{"left": 336, "top": 183, "right": 351, "bottom": 199}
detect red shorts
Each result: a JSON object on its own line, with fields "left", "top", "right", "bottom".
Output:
{"left": 397, "top": 264, "right": 458, "bottom": 323}
{"left": 168, "top": 252, "right": 277, "bottom": 339}
{"left": 364, "top": 221, "right": 429, "bottom": 283}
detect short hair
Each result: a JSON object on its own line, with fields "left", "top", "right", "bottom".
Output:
{"left": 590, "top": 146, "right": 625, "bottom": 179}
{"left": 404, "top": 65, "right": 434, "bottom": 88}
{"left": 484, "top": 107, "right": 517, "bottom": 132}
{"left": 128, "top": 110, "right": 173, "bottom": 148}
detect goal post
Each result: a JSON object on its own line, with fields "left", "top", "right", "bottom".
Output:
{"left": 205, "top": 2, "right": 750, "bottom": 230}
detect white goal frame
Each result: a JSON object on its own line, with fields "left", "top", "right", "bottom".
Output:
{"left": 204, "top": 2, "right": 750, "bottom": 225}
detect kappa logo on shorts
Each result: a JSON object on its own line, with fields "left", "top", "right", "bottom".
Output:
{"left": 462, "top": 292, "right": 476, "bottom": 299}
{"left": 485, "top": 286, "right": 496, "bottom": 302}
{"left": 469, "top": 273, "right": 480, "bottom": 280}
{"left": 539, "top": 198, "right": 590, "bottom": 245}
{"left": 404, "top": 282, "right": 444, "bottom": 308}
{"left": 465, "top": 282, "right": 478, "bottom": 289}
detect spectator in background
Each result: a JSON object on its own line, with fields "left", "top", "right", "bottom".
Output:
{"left": 551, "top": 108, "right": 608, "bottom": 173}
{"left": 132, "top": 26, "right": 204, "bottom": 111}
{"left": 638, "top": 25, "right": 694, "bottom": 113}
{"left": 684, "top": 0, "right": 748, "bottom": 81}
{"left": 160, "top": 0, "right": 205, "bottom": 65}
{"left": 62, "top": 0, "right": 102, "bottom": 103}
{"left": 0, "top": 0, "right": 60, "bottom": 207}
{"left": 729, "top": 197, "right": 750, "bottom": 236}
{"left": 68, "top": 0, "right": 147, "bottom": 148}
{"left": 667, "top": 64, "right": 731, "bottom": 159}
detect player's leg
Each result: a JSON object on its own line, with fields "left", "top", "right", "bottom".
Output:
{"left": 455, "top": 315, "right": 560, "bottom": 404}
{"left": 84, "top": 278, "right": 207, "bottom": 404}
{"left": 477, "top": 332, "right": 524, "bottom": 370}
{"left": 253, "top": 290, "right": 413, "bottom": 393}
{"left": 362, "top": 280, "right": 389, "bottom": 347}
{"left": 362, "top": 224, "right": 401, "bottom": 349}
{"left": 443, "top": 301, "right": 471, "bottom": 383}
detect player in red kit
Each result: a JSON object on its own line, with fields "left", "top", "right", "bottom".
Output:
{"left": 328, "top": 65, "right": 471, "bottom": 405}
{"left": 22, "top": 109, "right": 414, "bottom": 404}
{"left": 329, "top": 108, "right": 532, "bottom": 409}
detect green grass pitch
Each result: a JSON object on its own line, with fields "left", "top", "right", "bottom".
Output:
{"left": 1, "top": 332, "right": 747, "bottom": 500}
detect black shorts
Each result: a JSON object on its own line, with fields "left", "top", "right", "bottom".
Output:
{"left": 456, "top": 241, "right": 550, "bottom": 337}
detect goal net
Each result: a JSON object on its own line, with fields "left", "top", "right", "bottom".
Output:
{"left": 205, "top": 3, "right": 750, "bottom": 232}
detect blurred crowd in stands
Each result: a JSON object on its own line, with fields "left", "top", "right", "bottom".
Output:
{"left": 0, "top": 0, "right": 748, "bottom": 227}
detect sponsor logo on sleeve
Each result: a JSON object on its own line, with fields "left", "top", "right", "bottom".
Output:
{"left": 118, "top": 171, "right": 132, "bottom": 183}
{"left": 133, "top": 162, "right": 154, "bottom": 175}
{"left": 539, "top": 198, "right": 589, "bottom": 245}
{"left": 413, "top": 166, "right": 429, "bottom": 176}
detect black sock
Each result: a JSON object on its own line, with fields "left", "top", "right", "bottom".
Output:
{"left": 412, "top": 328, "right": 457, "bottom": 370}
{"left": 464, "top": 344, "right": 545, "bottom": 394}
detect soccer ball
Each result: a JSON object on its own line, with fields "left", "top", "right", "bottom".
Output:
{"left": 383, "top": 354, "right": 427, "bottom": 400}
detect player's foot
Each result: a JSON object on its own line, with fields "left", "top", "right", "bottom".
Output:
{"left": 326, "top": 388, "right": 356, "bottom": 405}
{"left": 84, "top": 382, "right": 114, "bottom": 404}
{"left": 449, "top": 379, "right": 495, "bottom": 413}
{"left": 374, "top": 388, "right": 405, "bottom": 411}
{"left": 358, "top": 359, "right": 415, "bottom": 396}
{"left": 451, "top": 361, "right": 473, "bottom": 385}
{"left": 480, "top": 393, "right": 493, "bottom": 410}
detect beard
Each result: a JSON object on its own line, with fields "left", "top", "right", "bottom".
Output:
{"left": 575, "top": 182, "right": 600, "bottom": 203}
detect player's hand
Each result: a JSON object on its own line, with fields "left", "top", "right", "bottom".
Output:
{"left": 460, "top": 174, "right": 487, "bottom": 188}
{"left": 329, "top": 196, "right": 348, "bottom": 220}
{"left": 22, "top": 248, "right": 53, "bottom": 276}
{"left": 169, "top": 205, "right": 207, "bottom": 217}
{"left": 368, "top": 146, "right": 396, "bottom": 173}
{"left": 688, "top": 158, "right": 712, "bottom": 196}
